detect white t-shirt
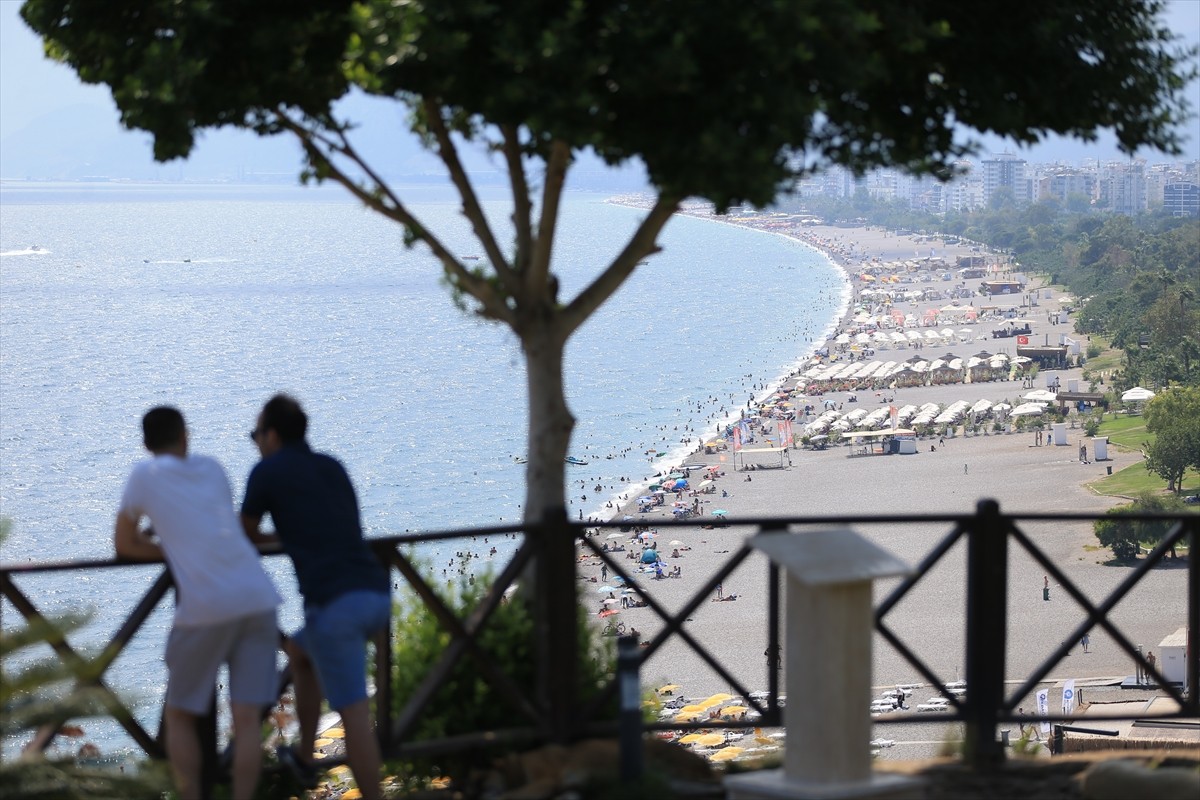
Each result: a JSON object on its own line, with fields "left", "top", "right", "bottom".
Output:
{"left": 119, "top": 453, "right": 281, "bottom": 627}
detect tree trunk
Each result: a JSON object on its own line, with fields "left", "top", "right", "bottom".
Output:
{"left": 522, "top": 319, "right": 572, "bottom": 521}
{"left": 520, "top": 316, "right": 580, "bottom": 740}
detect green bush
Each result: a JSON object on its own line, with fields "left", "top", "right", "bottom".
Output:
{"left": 1094, "top": 492, "right": 1196, "bottom": 561}
{"left": 389, "top": 567, "right": 615, "bottom": 781}
{"left": 1083, "top": 414, "right": 1103, "bottom": 437}
{"left": 1087, "top": 343, "right": 1103, "bottom": 359}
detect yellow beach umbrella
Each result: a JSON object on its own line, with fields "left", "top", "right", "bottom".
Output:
{"left": 323, "top": 727, "right": 345, "bottom": 739}
{"left": 678, "top": 733, "right": 707, "bottom": 744}
{"left": 703, "top": 693, "right": 735, "bottom": 705}
{"left": 719, "top": 705, "right": 747, "bottom": 719}
{"left": 313, "top": 737, "right": 334, "bottom": 747}
{"left": 657, "top": 684, "right": 682, "bottom": 694}
{"left": 674, "top": 710, "right": 705, "bottom": 723}
{"left": 679, "top": 704, "right": 708, "bottom": 714}
{"left": 695, "top": 733, "right": 726, "bottom": 747}
{"left": 709, "top": 746, "right": 745, "bottom": 762}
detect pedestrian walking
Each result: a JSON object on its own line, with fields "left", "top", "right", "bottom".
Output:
{"left": 601, "top": 564, "right": 608, "bottom": 582}
{"left": 1080, "top": 633, "right": 1090, "bottom": 653}
{"left": 1043, "top": 575, "right": 1050, "bottom": 601}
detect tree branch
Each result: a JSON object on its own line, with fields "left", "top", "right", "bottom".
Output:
{"left": 422, "top": 100, "right": 519, "bottom": 293}
{"left": 560, "top": 194, "right": 680, "bottom": 335}
{"left": 529, "top": 140, "right": 571, "bottom": 296}
{"left": 276, "top": 112, "right": 516, "bottom": 326}
{"left": 501, "top": 123, "right": 533, "bottom": 274}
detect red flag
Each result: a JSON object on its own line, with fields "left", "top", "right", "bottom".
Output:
{"left": 1017, "top": 335, "right": 1030, "bottom": 345}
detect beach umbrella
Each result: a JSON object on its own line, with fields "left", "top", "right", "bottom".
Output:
{"left": 709, "top": 746, "right": 745, "bottom": 762}
{"left": 602, "top": 598, "right": 620, "bottom": 605}
{"left": 669, "top": 540, "right": 685, "bottom": 546}
{"left": 719, "top": 705, "right": 748, "bottom": 718}
{"left": 1010, "top": 403, "right": 1045, "bottom": 416}
{"left": 674, "top": 710, "right": 706, "bottom": 723}
{"left": 703, "top": 692, "right": 736, "bottom": 705}
{"left": 695, "top": 733, "right": 727, "bottom": 747}
{"left": 641, "top": 549, "right": 659, "bottom": 563}
{"left": 597, "top": 585, "right": 618, "bottom": 593}
{"left": 1023, "top": 389, "right": 1057, "bottom": 402}
{"left": 1121, "top": 386, "right": 1156, "bottom": 402}
{"left": 606, "top": 532, "right": 625, "bottom": 539}
{"left": 657, "top": 684, "right": 682, "bottom": 694}
{"left": 711, "top": 509, "right": 728, "bottom": 516}
{"left": 678, "top": 733, "right": 707, "bottom": 744}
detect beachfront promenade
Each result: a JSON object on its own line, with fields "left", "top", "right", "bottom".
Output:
{"left": 581, "top": 207, "right": 1195, "bottom": 760}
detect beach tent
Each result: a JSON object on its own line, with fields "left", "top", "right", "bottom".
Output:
{"left": 1121, "top": 386, "right": 1156, "bottom": 402}
{"left": 1010, "top": 403, "right": 1045, "bottom": 416}
{"left": 1023, "top": 389, "right": 1057, "bottom": 402}
{"left": 640, "top": 549, "right": 659, "bottom": 563}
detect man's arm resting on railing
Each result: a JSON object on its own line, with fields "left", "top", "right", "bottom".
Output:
{"left": 241, "top": 512, "right": 281, "bottom": 553}
{"left": 113, "top": 511, "right": 164, "bottom": 562}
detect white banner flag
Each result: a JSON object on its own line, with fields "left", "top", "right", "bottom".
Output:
{"left": 1036, "top": 688, "right": 1051, "bottom": 733}
{"left": 1062, "top": 679, "right": 1076, "bottom": 716}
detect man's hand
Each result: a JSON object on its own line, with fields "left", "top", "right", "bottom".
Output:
{"left": 113, "top": 512, "right": 163, "bottom": 562}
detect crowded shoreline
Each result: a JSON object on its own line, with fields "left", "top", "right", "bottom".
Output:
{"left": 577, "top": 197, "right": 1189, "bottom": 762}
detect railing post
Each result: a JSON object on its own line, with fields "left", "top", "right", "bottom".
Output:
{"left": 537, "top": 507, "right": 578, "bottom": 742}
{"left": 617, "top": 634, "right": 643, "bottom": 781}
{"left": 964, "top": 498, "right": 1007, "bottom": 768}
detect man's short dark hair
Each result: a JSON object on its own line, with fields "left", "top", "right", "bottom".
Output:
{"left": 261, "top": 394, "right": 308, "bottom": 444}
{"left": 143, "top": 406, "right": 185, "bottom": 452}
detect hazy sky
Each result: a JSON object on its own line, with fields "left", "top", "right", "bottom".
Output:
{"left": 2, "top": 1, "right": 1198, "bottom": 166}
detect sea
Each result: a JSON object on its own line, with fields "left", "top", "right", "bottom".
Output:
{"left": 0, "top": 180, "right": 848, "bottom": 759}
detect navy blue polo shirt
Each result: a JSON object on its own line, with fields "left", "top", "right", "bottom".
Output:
{"left": 242, "top": 441, "right": 388, "bottom": 607}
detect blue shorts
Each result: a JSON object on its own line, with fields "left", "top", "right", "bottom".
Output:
{"left": 294, "top": 590, "right": 390, "bottom": 711}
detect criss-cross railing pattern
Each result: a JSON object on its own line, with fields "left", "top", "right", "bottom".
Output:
{"left": 2, "top": 500, "right": 1195, "bottom": 777}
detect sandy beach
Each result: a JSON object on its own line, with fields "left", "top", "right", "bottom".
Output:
{"left": 580, "top": 205, "right": 1191, "bottom": 759}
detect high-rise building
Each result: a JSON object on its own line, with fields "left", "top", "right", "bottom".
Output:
{"left": 981, "top": 153, "right": 1028, "bottom": 205}
{"left": 1163, "top": 182, "right": 1199, "bottom": 217}
{"left": 1101, "top": 161, "right": 1148, "bottom": 215}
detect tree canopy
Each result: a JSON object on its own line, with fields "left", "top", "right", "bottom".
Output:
{"left": 1144, "top": 386, "right": 1200, "bottom": 492}
{"left": 21, "top": 0, "right": 1198, "bottom": 519}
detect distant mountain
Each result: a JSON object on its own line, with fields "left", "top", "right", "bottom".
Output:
{"left": 0, "top": 95, "right": 648, "bottom": 191}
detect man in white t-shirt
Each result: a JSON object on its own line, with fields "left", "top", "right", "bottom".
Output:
{"left": 115, "top": 406, "right": 281, "bottom": 800}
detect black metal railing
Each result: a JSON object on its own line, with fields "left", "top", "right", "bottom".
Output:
{"left": 2, "top": 500, "right": 1195, "bottom": 777}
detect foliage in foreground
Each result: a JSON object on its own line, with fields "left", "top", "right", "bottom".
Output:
{"left": 0, "top": 522, "right": 169, "bottom": 799}
{"left": 1093, "top": 491, "right": 1196, "bottom": 561}
{"left": 388, "top": 568, "right": 615, "bottom": 781}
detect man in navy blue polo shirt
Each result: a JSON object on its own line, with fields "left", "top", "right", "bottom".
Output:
{"left": 241, "top": 394, "right": 388, "bottom": 800}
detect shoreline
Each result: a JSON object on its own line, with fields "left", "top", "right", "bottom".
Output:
{"left": 576, "top": 202, "right": 1182, "bottom": 765}
{"left": 592, "top": 197, "right": 986, "bottom": 525}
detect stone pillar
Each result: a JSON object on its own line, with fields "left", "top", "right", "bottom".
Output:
{"left": 726, "top": 528, "right": 923, "bottom": 800}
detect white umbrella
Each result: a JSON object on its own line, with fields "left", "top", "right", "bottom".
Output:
{"left": 1121, "top": 386, "right": 1156, "bottom": 402}
{"left": 1023, "top": 389, "right": 1057, "bottom": 402}
{"left": 607, "top": 532, "right": 625, "bottom": 539}
{"left": 1010, "top": 403, "right": 1045, "bottom": 416}
{"left": 970, "top": 399, "right": 993, "bottom": 414}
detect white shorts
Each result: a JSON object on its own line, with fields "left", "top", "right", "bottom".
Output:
{"left": 165, "top": 610, "right": 279, "bottom": 715}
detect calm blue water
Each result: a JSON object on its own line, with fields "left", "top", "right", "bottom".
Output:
{"left": 0, "top": 181, "right": 846, "bottom": 757}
